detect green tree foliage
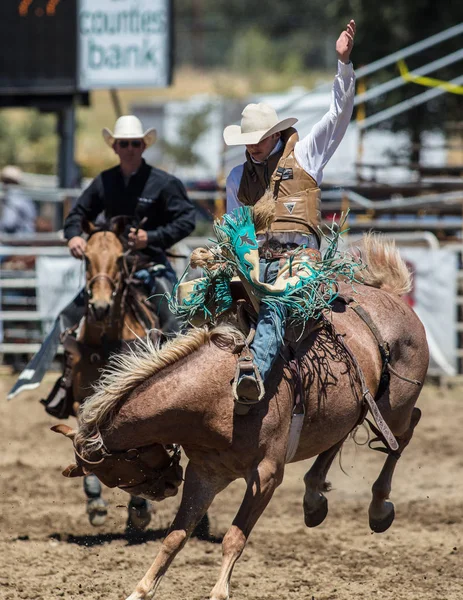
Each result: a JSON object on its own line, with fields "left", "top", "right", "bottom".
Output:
{"left": 0, "top": 111, "right": 57, "bottom": 173}
{"left": 162, "top": 105, "right": 211, "bottom": 167}
{"left": 0, "top": 115, "right": 19, "bottom": 166}
{"left": 175, "top": 0, "right": 336, "bottom": 70}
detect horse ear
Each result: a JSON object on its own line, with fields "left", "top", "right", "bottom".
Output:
{"left": 110, "top": 215, "right": 132, "bottom": 238}
{"left": 51, "top": 424, "right": 76, "bottom": 440}
{"left": 82, "top": 218, "right": 98, "bottom": 235}
{"left": 62, "top": 463, "right": 85, "bottom": 478}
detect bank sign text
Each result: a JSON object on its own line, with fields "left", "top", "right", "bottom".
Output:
{"left": 78, "top": 0, "right": 171, "bottom": 89}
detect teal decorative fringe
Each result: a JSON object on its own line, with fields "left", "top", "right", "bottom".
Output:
{"left": 168, "top": 261, "right": 236, "bottom": 326}
{"left": 169, "top": 206, "right": 362, "bottom": 329}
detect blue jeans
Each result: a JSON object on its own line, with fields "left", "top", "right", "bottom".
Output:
{"left": 134, "top": 263, "right": 179, "bottom": 333}
{"left": 134, "top": 263, "right": 177, "bottom": 294}
{"left": 251, "top": 259, "right": 287, "bottom": 382}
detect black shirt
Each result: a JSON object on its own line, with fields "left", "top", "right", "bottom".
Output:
{"left": 64, "top": 160, "right": 196, "bottom": 261}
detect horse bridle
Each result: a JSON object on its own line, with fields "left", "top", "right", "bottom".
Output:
{"left": 86, "top": 272, "right": 121, "bottom": 299}
{"left": 73, "top": 439, "right": 182, "bottom": 491}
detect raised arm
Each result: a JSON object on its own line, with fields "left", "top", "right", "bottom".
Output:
{"left": 294, "top": 20, "right": 356, "bottom": 185}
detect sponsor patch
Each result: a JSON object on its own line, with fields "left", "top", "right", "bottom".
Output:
{"left": 284, "top": 202, "right": 296, "bottom": 214}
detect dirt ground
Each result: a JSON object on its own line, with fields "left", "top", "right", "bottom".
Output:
{"left": 1, "top": 373, "right": 462, "bottom": 600}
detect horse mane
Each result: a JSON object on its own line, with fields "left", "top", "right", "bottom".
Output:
{"left": 75, "top": 324, "right": 244, "bottom": 452}
{"left": 356, "top": 233, "right": 412, "bottom": 296}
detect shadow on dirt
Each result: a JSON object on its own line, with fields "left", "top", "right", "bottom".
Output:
{"left": 46, "top": 527, "right": 223, "bottom": 548}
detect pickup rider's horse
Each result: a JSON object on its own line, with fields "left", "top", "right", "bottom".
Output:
{"left": 62, "top": 218, "right": 159, "bottom": 529}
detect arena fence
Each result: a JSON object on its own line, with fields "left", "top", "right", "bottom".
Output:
{"left": 1, "top": 235, "right": 462, "bottom": 382}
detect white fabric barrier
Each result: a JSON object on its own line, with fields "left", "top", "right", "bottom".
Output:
{"left": 36, "top": 257, "right": 84, "bottom": 328}
{"left": 34, "top": 248, "right": 458, "bottom": 376}
{"left": 399, "top": 248, "right": 457, "bottom": 376}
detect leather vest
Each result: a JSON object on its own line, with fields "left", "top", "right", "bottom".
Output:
{"left": 267, "top": 131, "right": 321, "bottom": 239}
{"left": 237, "top": 128, "right": 321, "bottom": 240}
{"left": 237, "top": 142, "right": 284, "bottom": 207}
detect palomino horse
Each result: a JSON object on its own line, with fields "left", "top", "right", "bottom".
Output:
{"left": 55, "top": 234, "right": 429, "bottom": 599}
{"left": 63, "top": 218, "right": 159, "bottom": 528}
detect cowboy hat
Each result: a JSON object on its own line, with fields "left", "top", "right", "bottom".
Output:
{"left": 1, "top": 165, "right": 23, "bottom": 184}
{"left": 102, "top": 115, "right": 157, "bottom": 148}
{"left": 223, "top": 103, "right": 298, "bottom": 146}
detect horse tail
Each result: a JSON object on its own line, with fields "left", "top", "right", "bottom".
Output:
{"left": 356, "top": 233, "right": 412, "bottom": 296}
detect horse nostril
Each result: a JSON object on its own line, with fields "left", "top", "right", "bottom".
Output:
{"left": 92, "top": 303, "right": 111, "bottom": 321}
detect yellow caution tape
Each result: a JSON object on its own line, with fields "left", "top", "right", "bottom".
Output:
{"left": 397, "top": 59, "right": 463, "bottom": 95}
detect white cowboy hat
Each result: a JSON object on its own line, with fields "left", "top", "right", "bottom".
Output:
{"left": 223, "top": 103, "right": 298, "bottom": 146}
{"left": 1, "top": 165, "right": 23, "bottom": 184}
{"left": 102, "top": 115, "right": 157, "bottom": 148}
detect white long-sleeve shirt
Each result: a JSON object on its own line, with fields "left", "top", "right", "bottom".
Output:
{"left": 226, "top": 60, "right": 356, "bottom": 214}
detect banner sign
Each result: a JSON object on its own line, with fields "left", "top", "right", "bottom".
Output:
{"left": 78, "top": 0, "right": 172, "bottom": 90}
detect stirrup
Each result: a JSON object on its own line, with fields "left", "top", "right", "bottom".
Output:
{"left": 232, "top": 355, "right": 265, "bottom": 406}
{"left": 40, "top": 375, "right": 72, "bottom": 419}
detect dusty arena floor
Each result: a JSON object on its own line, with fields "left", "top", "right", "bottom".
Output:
{"left": 1, "top": 374, "right": 462, "bottom": 600}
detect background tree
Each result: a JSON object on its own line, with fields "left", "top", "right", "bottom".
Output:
{"left": 162, "top": 105, "right": 211, "bottom": 168}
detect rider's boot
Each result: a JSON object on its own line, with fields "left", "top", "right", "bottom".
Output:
{"left": 40, "top": 348, "right": 75, "bottom": 419}
{"left": 126, "top": 496, "right": 152, "bottom": 533}
{"left": 84, "top": 474, "right": 108, "bottom": 527}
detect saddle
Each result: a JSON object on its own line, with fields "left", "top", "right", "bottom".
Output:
{"left": 181, "top": 276, "right": 419, "bottom": 453}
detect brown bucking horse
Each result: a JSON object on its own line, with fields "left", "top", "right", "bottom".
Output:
{"left": 55, "top": 234, "right": 429, "bottom": 599}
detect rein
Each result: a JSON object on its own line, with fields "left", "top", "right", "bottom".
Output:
{"left": 84, "top": 249, "right": 156, "bottom": 334}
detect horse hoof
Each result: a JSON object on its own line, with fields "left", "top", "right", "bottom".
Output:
{"left": 369, "top": 504, "right": 395, "bottom": 533}
{"left": 87, "top": 497, "right": 108, "bottom": 527}
{"left": 303, "top": 494, "right": 328, "bottom": 528}
{"left": 126, "top": 499, "right": 152, "bottom": 533}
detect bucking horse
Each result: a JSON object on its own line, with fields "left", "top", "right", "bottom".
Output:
{"left": 54, "top": 233, "right": 428, "bottom": 599}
